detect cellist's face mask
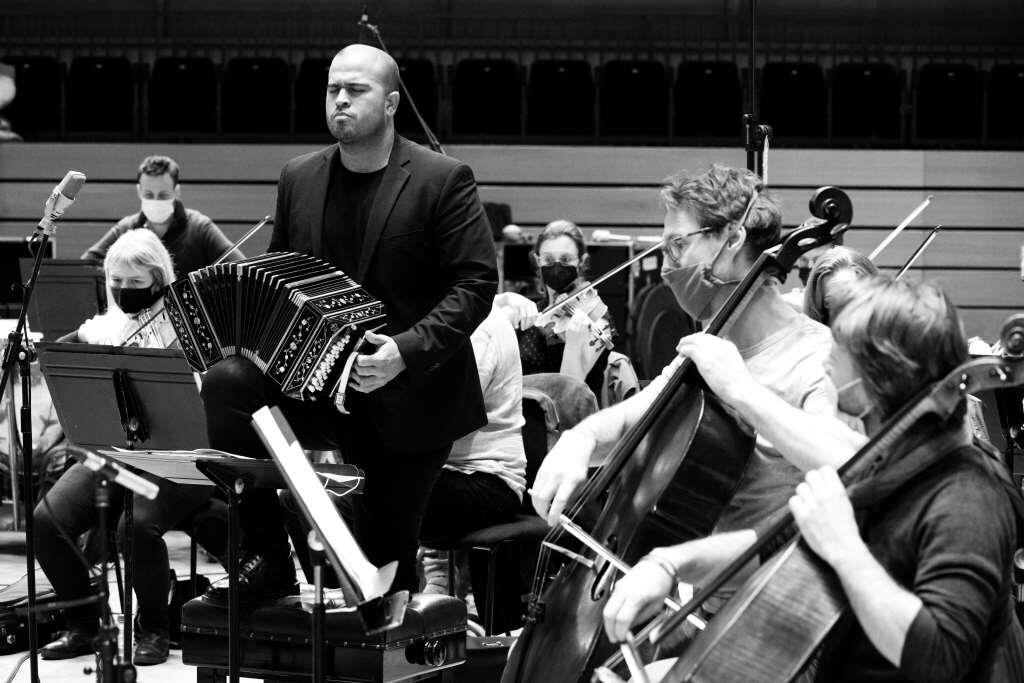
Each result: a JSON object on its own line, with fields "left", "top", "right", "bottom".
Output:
{"left": 660, "top": 192, "right": 757, "bottom": 322}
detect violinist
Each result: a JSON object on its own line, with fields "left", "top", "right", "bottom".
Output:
{"left": 604, "top": 276, "right": 1024, "bottom": 681}
{"left": 494, "top": 219, "right": 624, "bottom": 402}
{"left": 532, "top": 165, "right": 838, "bottom": 545}
{"left": 61, "top": 229, "right": 177, "bottom": 348}
{"left": 35, "top": 229, "right": 228, "bottom": 666}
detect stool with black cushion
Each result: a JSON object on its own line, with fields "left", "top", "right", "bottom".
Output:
{"left": 181, "top": 593, "right": 466, "bottom": 682}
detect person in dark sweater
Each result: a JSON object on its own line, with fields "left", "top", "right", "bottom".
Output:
{"left": 601, "top": 275, "right": 1024, "bottom": 682}
{"left": 81, "top": 155, "right": 242, "bottom": 276}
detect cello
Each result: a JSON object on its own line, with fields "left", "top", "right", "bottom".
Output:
{"left": 594, "top": 348, "right": 1024, "bottom": 681}
{"left": 502, "top": 187, "right": 853, "bottom": 683}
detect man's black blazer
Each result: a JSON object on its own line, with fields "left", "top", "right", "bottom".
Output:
{"left": 269, "top": 135, "right": 498, "bottom": 451}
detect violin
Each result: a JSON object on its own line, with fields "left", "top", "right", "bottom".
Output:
{"left": 501, "top": 187, "right": 852, "bottom": 683}
{"left": 529, "top": 241, "right": 665, "bottom": 353}
{"left": 535, "top": 287, "right": 614, "bottom": 352}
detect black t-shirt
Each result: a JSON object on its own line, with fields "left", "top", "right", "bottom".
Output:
{"left": 322, "top": 157, "right": 386, "bottom": 275}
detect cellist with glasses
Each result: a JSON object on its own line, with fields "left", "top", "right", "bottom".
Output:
{"left": 602, "top": 276, "right": 1024, "bottom": 682}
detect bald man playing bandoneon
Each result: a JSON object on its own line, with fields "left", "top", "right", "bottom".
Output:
{"left": 200, "top": 44, "right": 498, "bottom": 601}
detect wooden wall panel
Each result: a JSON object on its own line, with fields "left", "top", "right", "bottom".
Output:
{"left": 1, "top": 144, "right": 1020, "bottom": 341}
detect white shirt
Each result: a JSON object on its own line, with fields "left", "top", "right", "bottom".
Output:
{"left": 446, "top": 309, "right": 527, "bottom": 499}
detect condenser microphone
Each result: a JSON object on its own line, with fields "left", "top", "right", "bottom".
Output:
{"left": 37, "top": 170, "right": 87, "bottom": 235}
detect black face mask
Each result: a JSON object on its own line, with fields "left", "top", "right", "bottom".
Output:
{"left": 798, "top": 266, "right": 812, "bottom": 287}
{"left": 540, "top": 263, "right": 578, "bottom": 294}
{"left": 111, "top": 286, "right": 162, "bottom": 314}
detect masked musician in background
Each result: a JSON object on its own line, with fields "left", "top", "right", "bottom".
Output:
{"left": 199, "top": 43, "right": 497, "bottom": 601}
{"left": 36, "top": 229, "right": 228, "bottom": 665}
{"left": 82, "top": 155, "right": 243, "bottom": 277}
{"left": 494, "top": 219, "right": 631, "bottom": 404}
{"left": 603, "top": 276, "right": 1024, "bottom": 682}
{"left": 62, "top": 229, "right": 177, "bottom": 347}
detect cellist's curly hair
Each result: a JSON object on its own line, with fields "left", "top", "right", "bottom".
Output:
{"left": 831, "top": 275, "right": 968, "bottom": 420}
{"left": 660, "top": 164, "right": 782, "bottom": 260}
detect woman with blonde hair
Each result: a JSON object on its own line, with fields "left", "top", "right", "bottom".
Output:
{"left": 802, "top": 245, "right": 877, "bottom": 327}
{"left": 37, "top": 229, "right": 225, "bottom": 666}
{"left": 69, "top": 228, "right": 178, "bottom": 347}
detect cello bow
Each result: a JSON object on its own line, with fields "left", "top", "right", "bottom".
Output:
{"left": 895, "top": 225, "right": 941, "bottom": 280}
{"left": 868, "top": 195, "right": 933, "bottom": 262}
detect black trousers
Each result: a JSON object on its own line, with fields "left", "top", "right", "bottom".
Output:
{"left": 200, "top": 357, "right": 452, "bottom": 594}
{"left": 283, "top": 468, "right": 520, "bottom": 584}
{"left": 33, "top": 463, "right": 228, "bottom": 634}
{"left": 419, "top": 469, "right": 520, "bottom": 547}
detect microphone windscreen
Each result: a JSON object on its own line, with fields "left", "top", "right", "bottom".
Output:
{"left": 58, "top": 171, "right": 87, "bottom": 200}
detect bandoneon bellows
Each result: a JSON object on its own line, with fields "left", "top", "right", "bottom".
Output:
{"left": 164, "top": 252, "right": 387, "bottom": 401}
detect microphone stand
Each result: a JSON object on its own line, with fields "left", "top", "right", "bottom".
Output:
{"left": 743, "top": 0, "right": 772, "bottom": 177}
{"left": 0, "top": 228, "right": 54, "bottom": 683}
{"left": 358, "top": 9, "right": 446, "bottom": 155}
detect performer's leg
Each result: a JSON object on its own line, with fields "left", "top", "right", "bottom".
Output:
{"left": 201, "top": 356, "right": 335, "bottom": 599}
{"left": 118, "top": 482, "right": 213, "bottom": 664}
{"left": 347, "top": 434, "right": 451, "bottom": 594}
{"left": 33, "top": 463, "right": 118, "bottom": 658}
{"left": 419, "top": 470, "right": 521, "bottom": 546}
{"left": 419, "top": 470, "right": 521, "bottom": 597}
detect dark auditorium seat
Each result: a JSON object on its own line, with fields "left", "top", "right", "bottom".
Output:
{"left": 915, "top": 63, "right": 982, "bottom": 144}
{"left": 674, "top": 61, "right": 742, "bottom": 140}
{"left": 452, "top": 58, "right": 522, "bottom": 136}
{"left": 148, "top": 57, "right": 217, "bottom": 134}
{"left": 527, "top": 59, "right": 595, "bottom": 137}
{"left": 395, "top": 58, "right": 439, "bottom": 139}
{"left": 67, "top": 56, "right": 136, "bottom": 134}
{"left": 987, "top": 64, "right": 1024, "bottom": 146}
{"left": 760, "top": 62, "right": 827, "bottom": 141}
{"left": 831, "top": 62, "right": 902, "bottom": 143}
{"left": 2, "top": 56, "right": 63, "bottom": 138}
{"left": 222, "top": 57, "right": 290, "bottom": 134}
{"left": 294, "top": 57, "right": 331, "bottom": 134}
{"left": 599, "top": 60, "right": 669, "bottom": 139}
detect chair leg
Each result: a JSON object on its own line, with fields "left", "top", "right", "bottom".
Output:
{"left": 484, "top": 546, "right": 498, "bottom": 636}
{"left": 111, "top": 534, "right": 125, "bottom": 607}
{"left": 190, "top": 534, "right": 198, "bottom": 590}
{"left": 447, "top": 550, "right": 455, "bottom": 597}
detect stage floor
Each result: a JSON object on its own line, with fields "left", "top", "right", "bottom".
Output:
{"left": 0, "top": 529, "right": 244, "bottom": 682}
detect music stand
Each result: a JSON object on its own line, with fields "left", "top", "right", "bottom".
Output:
{"left": 99, "top": 448, "right": 365, "bottom": 683}
{"left": 251, "top": 406, "right": 408, "bottom": 683}
{"left": 36, "top": 341, "right": 205, "bottom": 661}
{"left": 18, "top": 259, "right": 105, "bottom": 340}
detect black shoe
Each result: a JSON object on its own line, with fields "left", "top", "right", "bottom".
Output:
{"left": 40, "top": 628, "right": 95, "bottom": 660}
{"left": 133, "top": 629, "right": 169, "bottom": 666}
{"left": 204, "top": 551, "right": 298, "bottom": 606}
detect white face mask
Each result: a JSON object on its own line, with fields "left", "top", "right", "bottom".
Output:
{"left": 141, "top": 198, "right": 174, "bottom": 224}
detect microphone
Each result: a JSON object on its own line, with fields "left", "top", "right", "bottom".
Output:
{"left": 1000, "top": 313, "right": 1024, "bottom": 357}
{"left": 78, "top": 449, "right": 159, "bottom": 500}
{"left": 38, "top": 170, "right": 87, "bottom": 236}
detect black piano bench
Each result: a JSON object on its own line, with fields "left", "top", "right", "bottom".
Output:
{"left": 181, "top": 593, "right": 467, "bottom": 682}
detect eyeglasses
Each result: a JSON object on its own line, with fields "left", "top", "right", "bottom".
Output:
{"left": 538, "top": 255, "right": 579, "bottom": 267}
{"left": 662, "top": 227, "right": 712, "bottom": 262}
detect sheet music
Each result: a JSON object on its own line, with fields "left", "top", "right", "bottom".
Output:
{"left": 251, "top": 405, "right": 395, "bottom": 602}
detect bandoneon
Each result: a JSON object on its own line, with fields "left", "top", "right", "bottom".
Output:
{"left": 164, "top": 252, "right": 387, "bottom": 401}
